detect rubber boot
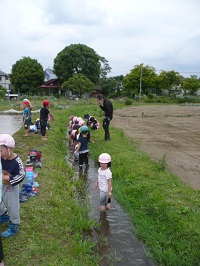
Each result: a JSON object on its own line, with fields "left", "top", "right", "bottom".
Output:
{"left": 0, "top": 212, "right": 10, "bottom": 224}
{"left": 1, "top": 222, "right": 18, "bottom": 238}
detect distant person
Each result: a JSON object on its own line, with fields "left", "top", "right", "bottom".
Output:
{"left": 22, "top": 100, "right": 31, "bottom": 137}
{"left": 94, "top": 153, "right": 112, "bottom": 212}
{"left": 97, "top": 94, "right": 113, "bottom": 141}
{"left": 40, "top": 100, "right": 54, "bottom": 141}
{"left": 0, "top": 134, "right": 25, "bottom": 238}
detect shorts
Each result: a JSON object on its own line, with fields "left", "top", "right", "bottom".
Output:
{"left": 100, "top": 191, "right": 108, "bottom": 206}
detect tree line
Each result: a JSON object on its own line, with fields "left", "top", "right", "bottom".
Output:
{"left": 7, "top": 43, "right": 200, "bottom": 98}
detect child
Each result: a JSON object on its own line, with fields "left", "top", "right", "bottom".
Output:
{"left": 22, "top": 100, "right": 31, "bottom": 137}
{"left": 40, "top": 100, "right": 54, "bottom": 141}
{"left": 89, "top": 116, "right": 100, "bottom": 130}
{"left": 75, "top": 126, "right": 94, "bottom": 171}
{"left": 0, "top": 154, "right": 4, "bottom": 266}
{"left": 0, "top": 134, "right": 25, "bottom": 238}
{"left": 95, "top": 153, "right": 112, "bottom": 212}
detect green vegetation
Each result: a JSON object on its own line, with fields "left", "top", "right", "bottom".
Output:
{"left": 62, "top": 74, "right": 94, "bottom": 98}
{"left": 9, "top": 57, "right": 44, "bottom": 94}
{"left": 0, "top": 98, "right": 200, "bottom": 266}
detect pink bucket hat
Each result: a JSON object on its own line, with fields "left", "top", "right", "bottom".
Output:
{"left": 0, "top": 134, "right": 15, "bottom": 147}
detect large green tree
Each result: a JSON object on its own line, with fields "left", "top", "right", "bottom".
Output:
{"left": 53, "top": 44, "right": 109, "bottom": 84}
{"left": 123, "top": 64, "right": 157, "bottom": 97}
{"left": 62, "top": 74, "right": 94, "bottom": 98}
{"left": 10, "top": 57, "right": 44, "bottom": 94}
{"left": 182, "top": 75, "right": 200, "bottom": 95}
{"left": 158, "top": 70, "right": 183, "bottom": 95}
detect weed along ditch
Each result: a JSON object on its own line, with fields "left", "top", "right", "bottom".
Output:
{"left": 67, "top": 145, "right": 156, "bottom": 266}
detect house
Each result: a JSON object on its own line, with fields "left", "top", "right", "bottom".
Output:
{"left": 40, "top": 68, "right": 101, "bottom": 97}
{"left": 39, "top": 68, "right": 62, "bottom": 95}
{"left": 0, "top": 71, "right": 12, "bottom": 91}
{"left": 39, "top": 78, "right": 62, "bottom": 95}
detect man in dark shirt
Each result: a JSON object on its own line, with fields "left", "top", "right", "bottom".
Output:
{"left": 97, "top": 94, "right": 113, "bottom": 141}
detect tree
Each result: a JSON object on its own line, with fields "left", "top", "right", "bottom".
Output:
{"left": 99, "top": 75, "right": 123, "bottom": 97}
{"left": 99, "top": 56, "right": 112, "bottom": 79}
{"left": 123, "top": 64, "right": 157, "bottom": 97}
{"left": 0, "top": 87, "right": 6, "bottom": 99}
{"left": 10, "top": 57, "right": 44, "bottom": 94}
{"left": 182, "top": 75, "right": 200, "bottom": 95}
{"left": 62, "top": 74, "right": 94, "bottom": 98}
{"left": 54, "top": 44, "right": 105, "bottom": 84}
{"left": 158, "top": 70, "right": 183, "bottom": 95}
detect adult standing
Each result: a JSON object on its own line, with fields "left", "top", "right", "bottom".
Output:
{"left": 97, "top": 94, "right": 113, "bottom": 141}
{"left": 40, "top": 100, "right": 54, "bottom": 141}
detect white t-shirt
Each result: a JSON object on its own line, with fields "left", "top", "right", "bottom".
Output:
{"left": 98, "top": 167, "right": 112, "bottom": 192}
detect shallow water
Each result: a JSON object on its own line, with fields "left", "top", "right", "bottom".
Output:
{"left": 0, "top": 114, "right": 22, "bottom": 135}
{"left": 67, "top": 147, "right": 157, "bottom": 266}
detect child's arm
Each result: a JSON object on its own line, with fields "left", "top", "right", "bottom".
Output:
{"left": 108, "top": 178, "right": 112, "bottom": 198}
{"left": 94, "top": 180, "right": 98, "bottom": 189}
{"left": 75, "top": 142, "right": 81, "bottom": 152}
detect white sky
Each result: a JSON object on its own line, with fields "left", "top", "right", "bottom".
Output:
{"left": 1, "top": 0, "right": 200, "bottom": 77}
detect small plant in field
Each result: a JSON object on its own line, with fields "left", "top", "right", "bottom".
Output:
{"left": 125, "top": 99, "right": 133, "bottom": 105}
{"left": 158, "top": 154, "right": 167, "bottom": 170}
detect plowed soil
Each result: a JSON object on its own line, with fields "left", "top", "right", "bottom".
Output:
{"left": 112, "top": 104, "right": 200, "bottom": 190}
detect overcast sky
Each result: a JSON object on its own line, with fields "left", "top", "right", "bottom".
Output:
{"left": 1, "top": 0, "right": 200, "bottom": 77}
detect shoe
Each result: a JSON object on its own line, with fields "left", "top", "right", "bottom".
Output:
{"left": 0, "top": 212, "right": 10, "bottom": 224}
{"left": 105, "top": 138, "right": 110, "bottom": 141}
{"left": 1, "top": 222, "right": 18, "bottom": 238}
{"left": 79, "top": 166, "right": 83, "bottom": 171}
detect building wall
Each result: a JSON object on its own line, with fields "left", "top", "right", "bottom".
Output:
{"left": 0, "top": 73, "right": 11, "bottom": 90}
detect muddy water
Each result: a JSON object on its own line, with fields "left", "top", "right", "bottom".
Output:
{"left": 0, "top": 114, "right": 22, "bottom": 135}
{"left": 67, "top": 147, "right": 157, "bottom": 266}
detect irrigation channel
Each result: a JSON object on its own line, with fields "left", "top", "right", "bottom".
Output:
{"left": 67, "top": 145, "right": 157, "bottom": 266}
{"left": 0, "top": 114, "right": 157, "bottom": 265}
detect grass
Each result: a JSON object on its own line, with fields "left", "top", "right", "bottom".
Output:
{"left": 1, "top": 97, "right": 200, "bottom": 266}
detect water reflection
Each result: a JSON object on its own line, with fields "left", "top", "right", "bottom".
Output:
{"left": 0, "top": 115, "right": 22, "bottom": 135}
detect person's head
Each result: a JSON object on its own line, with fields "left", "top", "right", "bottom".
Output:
{"left": 42, "top": 100, "right": 50, "bottom": 108}
{"left": 0, "top": 134, "right": 15, "bottom": 159}
{"left": 97, "top": 94, "right": 105, "bottom": 104}
{"left": 80, "top": 125, "right": 89, "bottom": 135}
{"left": 22, "top": 100, "right": 30, "bottom": 108}
{"left": 98, "top": 153, "right": 111, "bottom": 169}
{"left": 90, "top": 116, "right": 95, "bottom": 123}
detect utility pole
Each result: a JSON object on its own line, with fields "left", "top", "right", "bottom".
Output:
{"left": 139, "top": 66, "right": 142, "bottom": 101}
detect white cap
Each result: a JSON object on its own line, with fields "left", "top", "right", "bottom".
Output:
{"left": 0, "top": 134, "right": 15, "bottom": 147}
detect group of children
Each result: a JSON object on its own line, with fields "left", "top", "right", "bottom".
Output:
{"left": 21, "top": 99, "right": 54, "bottom": 140}
{"left": 68, "top": 114, "right": 112, "bottom": 213}
{"left": 0, "top": 103, "right": 113, "bottom": 265}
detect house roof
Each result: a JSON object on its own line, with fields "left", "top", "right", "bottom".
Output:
{"left": 39, "top": 78, "right": 62, "bottom": 89}
{"left": 0, "top": 71, "right": 8, "bottom": 76}
{"left": 44, "top": 68, "right": 57, "bottom": 81}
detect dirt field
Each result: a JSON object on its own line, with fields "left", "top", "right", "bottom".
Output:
{"left": 112, "top": 104, "right": 200, "bottom": 190}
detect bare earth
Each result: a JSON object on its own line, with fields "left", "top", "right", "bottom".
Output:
{"left": 112, "top": 104, "right": 200, "bottom": 190}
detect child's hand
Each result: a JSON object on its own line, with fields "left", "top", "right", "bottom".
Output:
{"left": 3, "top": 170, "right": 10, "bottom": 185}
{"left": 108, "top": 191, "right": 112, "bottom": 197}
